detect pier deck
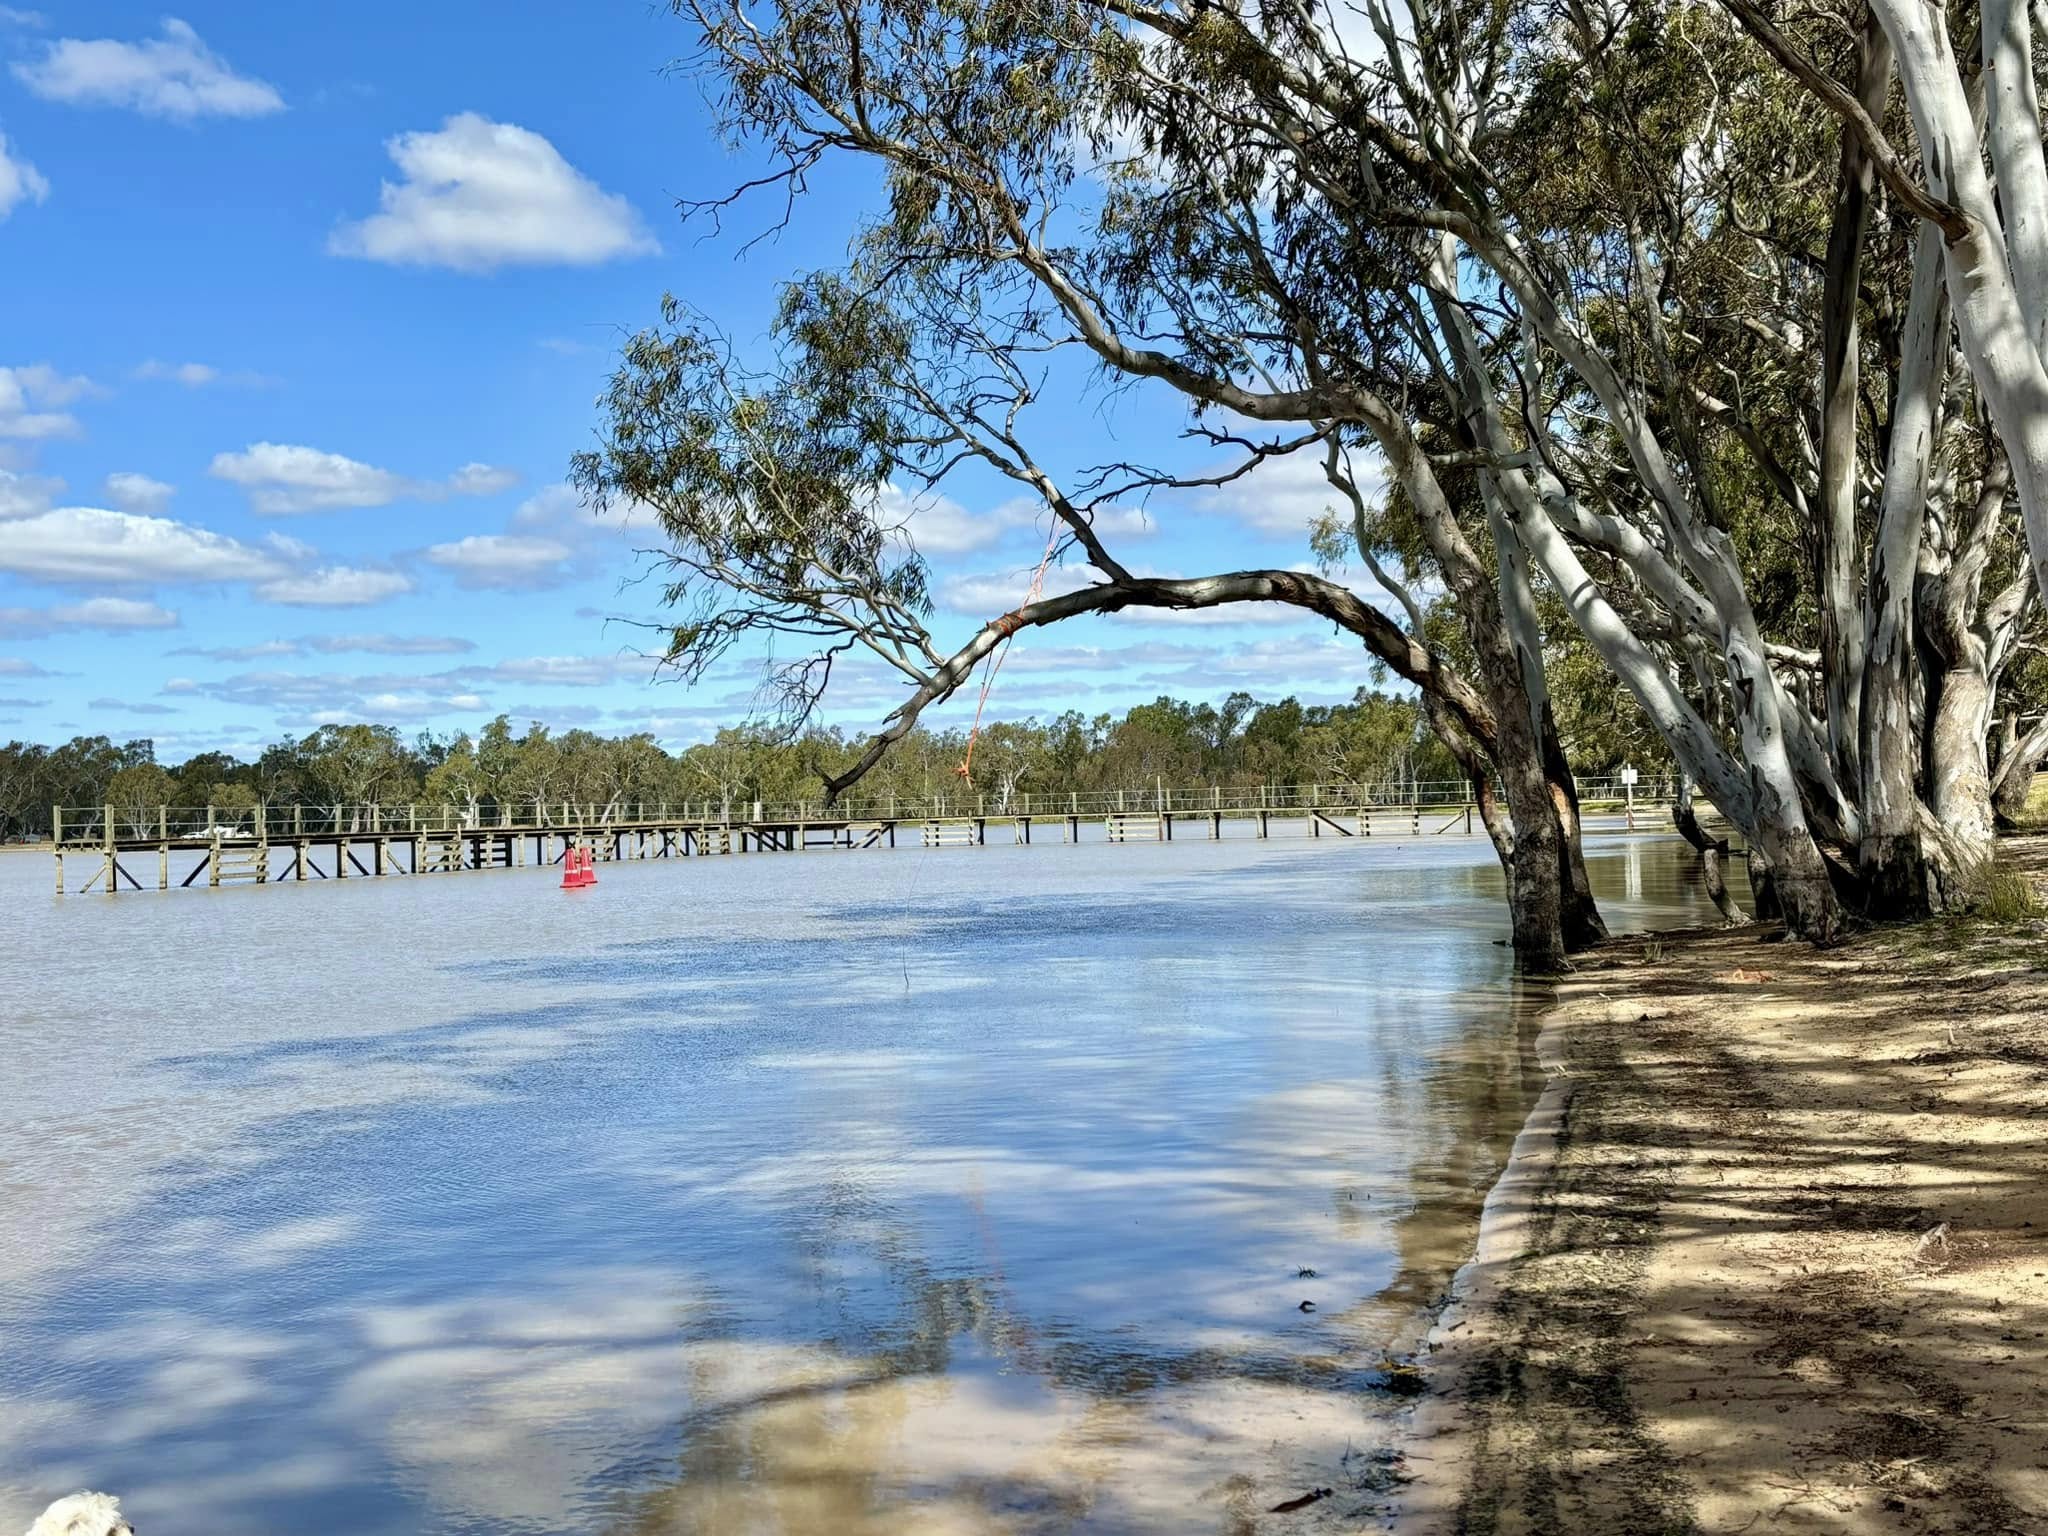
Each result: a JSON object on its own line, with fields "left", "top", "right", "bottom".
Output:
{"left": 50, "top": 781, "right": 1673, "bottom": 895}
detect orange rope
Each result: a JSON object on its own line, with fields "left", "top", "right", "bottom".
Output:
{"left": 956, "top": 520, "right": 1061, "bottom": 783}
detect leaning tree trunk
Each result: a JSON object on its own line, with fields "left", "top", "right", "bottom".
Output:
{"left": 1358, "top": 378, "right": 1571, "bottom": 974}
{"left": 1488, "top": 489, "right": 1609, "bottom": 951}
{"left": 1993, "top": 714, "right": 2048, "bottom": 823}
{"left": 1673, "top": 772, "right": 1747, "bottom": 925}
{"left": 1538, "top": 709, "right": 1608, "bottom": 947}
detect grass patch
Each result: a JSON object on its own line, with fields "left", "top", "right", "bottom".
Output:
{"left": 1968, "top": 858, "right": 2040, "bottom": 923}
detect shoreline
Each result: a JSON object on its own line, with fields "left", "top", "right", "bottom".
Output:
{"left": 1388, "top": 834, "right": 2048, "bottom": 1534}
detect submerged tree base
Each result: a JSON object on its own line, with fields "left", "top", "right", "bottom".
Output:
{"left": 1394, "top": 835, "right": 2048, "bottom": 1534}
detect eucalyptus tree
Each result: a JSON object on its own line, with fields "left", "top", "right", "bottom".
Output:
{"left": 1103, "top": 0, "right": 2047, "bottom": 923}
{"left": 611, "top": 0, "right": 2048, "bottom": 945}
{"left": 578, "top": 1, "right": 1674, "bottom": 969}
{"left": 1723, "top": 0, "right": 2048, "bottom": 624}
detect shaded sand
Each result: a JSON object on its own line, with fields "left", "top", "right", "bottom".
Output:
{"left": 1397, "top": 834, "right": 2048, "bottom": 1535}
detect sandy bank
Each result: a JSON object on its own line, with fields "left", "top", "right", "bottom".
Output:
{"left": 1394, "top": 834, "right": 2048, "bottom": 1535}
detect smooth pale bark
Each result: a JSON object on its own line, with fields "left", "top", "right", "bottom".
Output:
{"left": 1985, "top": 0, "right": 2048, "bottom": 351}
{"left": 1859, "top": 224, "right": 1951, "bottom": 914}
{"left": 1470, "top": 229, "right": 1845, "bottom": 940}
{"left": 1873, "top": 0, "right": 2048, "bottom": 624}
{"left": 1508, "top": 487, "right": 1751, "bottom": 830}
{"left": 1817, "top": 24, "right": 1897, "bottom": 784}
{"left": 1422, "top": 248, "right": 1761, "bottom": 909}
{"left": 1926, "top": 664, "right": 1995, "bottom": 853}
{"left": 1993, "top": 713, "right": 2048, "bottom": 822}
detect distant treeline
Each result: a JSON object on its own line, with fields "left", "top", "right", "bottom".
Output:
{"left": 0, "top": 690, "right": 1537, "bottom": 839}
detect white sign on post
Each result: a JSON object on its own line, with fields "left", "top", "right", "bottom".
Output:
{"left": 1619, "top": 765, "right": 1639, "bottom": 787}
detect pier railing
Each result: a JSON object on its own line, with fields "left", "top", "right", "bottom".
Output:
{"left": 55, "top": 775, "right": 1673, "bottom": 847}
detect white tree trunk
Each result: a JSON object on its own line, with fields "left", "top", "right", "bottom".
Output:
{"left": 1859, "top": 224, "right": 1950, "bottom": 912}
{"left": 1874, "top": 0, "right": 2048, "bottom": 623}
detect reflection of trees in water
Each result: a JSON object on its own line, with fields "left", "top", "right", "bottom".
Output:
{"left": 592, "top": 995, "right": 1546, "bottom": 1534}
{"left": 1349, "top": 978, "right": 1546, "bottom": 1337}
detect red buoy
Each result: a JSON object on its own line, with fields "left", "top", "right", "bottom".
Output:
{"left": 560, "top": 845, "right": 596, "bottom": 889}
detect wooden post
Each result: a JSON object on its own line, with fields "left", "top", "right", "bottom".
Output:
{"left": 54, "top": 850, "right": 63, "bottom": 895}
{"left": 104, "top": 804, "right": 117, "bottom": 898}
{"left": 159, "top": 843, "right": 168, "bottom": 890}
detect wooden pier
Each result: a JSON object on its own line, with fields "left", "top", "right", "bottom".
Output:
{"left": 51, "top": 780, "right": 1673, "bottom": 896}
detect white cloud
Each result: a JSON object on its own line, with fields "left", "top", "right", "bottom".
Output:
{"left": 209, "top": 443, "right": 409, "bottom": 514}
{"left": 0, "top": 596, "right": 179, "bottom": 635}
{"left": 87, "top": 695, "right": 178, "bottom": 715}
{"left": 463, "top": 655, "right": 645, "bottom": 688}
{"left": 448, "top": 462, "right": 519, "bottom": 497}
{"left": 255, "top": 567, "right": 414, "bottom": 607}
{"left": 0, "top": 130, "right": 49, "bottom": 220}
{"left": 1194, "top": 447, "right": 1384, "bottom": 538}
{"left": 938, "top": 564, "right": 1097, "bottom": 617}
{"left": 136, "top": 359, "right": 216, "bottom": 386}
{"left": 0, "top": 507, "right": 279, "bottom": 585}
{"left": 0, "top": 9, "right": 49, "bottom": 26}
{"left": 423, "top": 534, "right": 574, "bottom": 590}
{"left": 104, "top": 471, "right": 175, "bottom": 514}
{"left": 0, "top": 363, "right": 95, "bottom": 438}
{"left": 192, "top": 668, "right": 493, "bottom": 724}
{"left": 8, "top": 363, "right": 96, "bottom": 407}
{"left": 1133, "top": 636, "right": 1366, "bottom": 691}
{"left": 0, "top": 503, "right": 408, "bottom": 609}
{"left": 133, "top": 359, "right": 278, "bottom": 389}
{"left": 329, "top": 113, "right": 657, "bottom": 273}
{"left": 12, "top": 18, "right": 283, "bottom": 119}
{"left": 0, "top": 468, "right": 60, "bottom": 519}
{"left": 879, "top": 483, "right": 1004, "bottom": 557}
{"left": 308, "top": 633, "right": 475, "bottom": 656}
{"left": 170, "top": 639, "right": 302, "bottom": 662}
{"left": 209, "top": 442, "right": 516, "bottom": 514}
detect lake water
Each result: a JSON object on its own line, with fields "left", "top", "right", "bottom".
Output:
{"left": 0, "top": 831, "right": 1710, "bottom": 1534}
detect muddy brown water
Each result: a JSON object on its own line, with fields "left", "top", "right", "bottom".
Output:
{"left": 0, "top": 832, "right": 1713, "bottom": 1534}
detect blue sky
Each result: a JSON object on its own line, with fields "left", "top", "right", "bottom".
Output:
{"left": 0, "top": 3, "right": 1375, "bottom": 760}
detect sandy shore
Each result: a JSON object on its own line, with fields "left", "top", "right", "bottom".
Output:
{"left": 1393, "top": 834, "right": 2048, "bottom": 1535}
